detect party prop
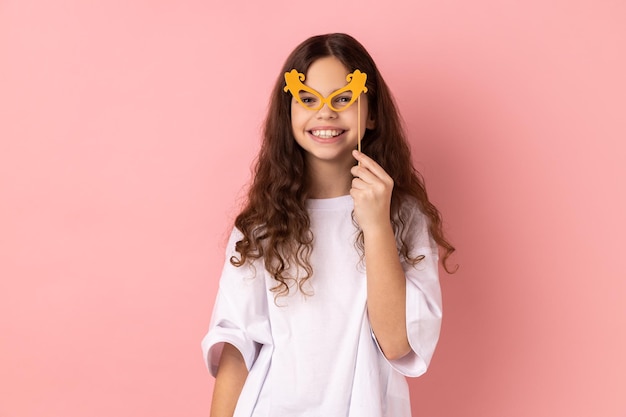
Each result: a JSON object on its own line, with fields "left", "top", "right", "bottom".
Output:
{"left": 284, "top": 69, "right": 368, "bottom": 157}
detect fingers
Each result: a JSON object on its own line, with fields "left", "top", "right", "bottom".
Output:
{"left": 350, "top": 151, "right": 394, "bottom": 231}
{"left": 351, "top": 176, "right": 369, "bottom": 191}
{"left": 351, "top": 150, "right": 393, "bottom": 186}
{"left": 352, "top": 150, "right": 381, "bottom": 176}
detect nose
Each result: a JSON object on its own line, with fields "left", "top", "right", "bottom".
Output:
{"left": 316, "top": 102, "right": 337, "bottom": 119}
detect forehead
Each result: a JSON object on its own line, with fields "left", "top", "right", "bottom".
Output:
{"left": 304, "top": 57, "right": 351, "bottom": 95}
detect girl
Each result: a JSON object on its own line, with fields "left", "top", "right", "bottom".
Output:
{"left": 202, "top": 33, "right": 455, "bottom": 417}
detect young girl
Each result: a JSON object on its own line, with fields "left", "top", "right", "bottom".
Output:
{"left": 202, "top": 33, "right": 455, "bottom": 417}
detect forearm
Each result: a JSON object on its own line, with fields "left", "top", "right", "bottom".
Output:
{"left": 350, "top": 150, "right": 411, "bottom": 360}
{"left": 210, "top": 343, "right": 248, "bottom": 417}
{"left": 363, "top": 222, "right": 411, "bottom": 360}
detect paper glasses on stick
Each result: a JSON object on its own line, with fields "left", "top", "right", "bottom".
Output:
{"left": 284, "top": 69, "right": 368, "bottom": 156}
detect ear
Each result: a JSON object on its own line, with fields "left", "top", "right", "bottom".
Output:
{"left": 366, "top": 114, "right": 376, "bottom": 130}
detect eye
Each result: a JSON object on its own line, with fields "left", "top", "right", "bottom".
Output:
{"left": 298, "top": 92, "right": 319, "bottom": 108}
{"left": 333, "top": 94, "right": 353, "bottom": 108}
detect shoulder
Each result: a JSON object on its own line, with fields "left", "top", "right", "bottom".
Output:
{"left": 218, "top": 227, "right": 268, "bottom": 289}
{"left": 396, "top": 196, "right": 428, "bottom": 227}
{"left": 221, "top": 227, "right": 243, "bottom": 256}
{"left": 227, "top": 226, "right": 244, "bottom": 245}
{"left": 395, "top": 196, "right": 437, "bottom": 254}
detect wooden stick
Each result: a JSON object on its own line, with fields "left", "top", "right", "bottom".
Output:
{"left": 357, "top": 94, "right": 361, "bottom": 166}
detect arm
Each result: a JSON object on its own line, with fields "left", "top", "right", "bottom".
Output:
{"left": 350, "top": 150, "right": 411, "bottom": 360}
{"left": 362, "top": 220, "right": 412, "bottom": 360}
{"left": 210, "top": 343, "right": 248, "bottom": 417}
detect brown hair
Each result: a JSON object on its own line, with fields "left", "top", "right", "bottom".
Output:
{"left": 231, "top": 33, "right": 456, "bottom": 296}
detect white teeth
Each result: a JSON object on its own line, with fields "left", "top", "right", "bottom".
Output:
{"left": 311, "top": 129, "right": 343, "bottom": 138}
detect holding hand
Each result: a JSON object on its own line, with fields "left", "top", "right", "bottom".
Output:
{"left": 350, "top": 150, "right": 394, "bottom": 233}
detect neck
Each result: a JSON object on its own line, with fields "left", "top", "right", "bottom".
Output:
{"left": 306, "top": 158, "right": 354, "bottom": 199}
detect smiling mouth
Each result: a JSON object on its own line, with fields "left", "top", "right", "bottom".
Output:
{"left": 310, "top": 129, "right": 345, "bottom": 139}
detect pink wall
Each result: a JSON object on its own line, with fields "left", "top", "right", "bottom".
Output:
{"left": 1, "top": 1, "right": 624, "bottom": 416}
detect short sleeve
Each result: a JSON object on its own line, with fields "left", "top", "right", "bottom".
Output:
{"left": 377, "top": 202, "right": 443, "bottom": 377}
{"left": 201, "top": 228, "right": 273, "bottom": 377}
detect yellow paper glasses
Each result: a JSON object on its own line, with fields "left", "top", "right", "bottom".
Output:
{"left": 284, "top": 69, "right": 368, "bottom": 155}
{"left": 284, "top": 69, "right": 368, "bottom": 112}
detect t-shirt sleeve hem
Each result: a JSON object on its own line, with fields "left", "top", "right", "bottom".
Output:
{"left": 370, "top": 330, "right": 430, "bottom": 377}
{"left": 370, "top": 244, "right": 442, "bottom": 377}
{"left": 201, "top": 329, "right": 258, "bottom": 377}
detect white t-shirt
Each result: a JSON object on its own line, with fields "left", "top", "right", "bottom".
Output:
{"left": 202, "top": 195, "right": 442, "bottom": 417}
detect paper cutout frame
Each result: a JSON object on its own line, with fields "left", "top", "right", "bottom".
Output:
{"left": 284, "top": 69, "right": 368, "bottom": 155}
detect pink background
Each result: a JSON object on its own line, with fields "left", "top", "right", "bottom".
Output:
{"left": 1, "top": 1, "right": 625, "bottom": 416}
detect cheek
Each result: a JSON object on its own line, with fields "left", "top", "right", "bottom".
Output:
{"left": 290, "top": 106, "right": 309, "bottom": 129}
{"left": 361, "top": 100, "right": 375, "bottom": 129}
{"left": 356, "top": 100, "right": 373, "bottom": 129}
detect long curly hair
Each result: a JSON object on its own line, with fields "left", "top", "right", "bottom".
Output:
{"left": 231, "top": 33, "right": 456, "bottom": 296}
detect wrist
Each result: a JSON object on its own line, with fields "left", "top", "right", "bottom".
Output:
{"left": 361, "top": 220, "right": 394, "bottom": 240}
